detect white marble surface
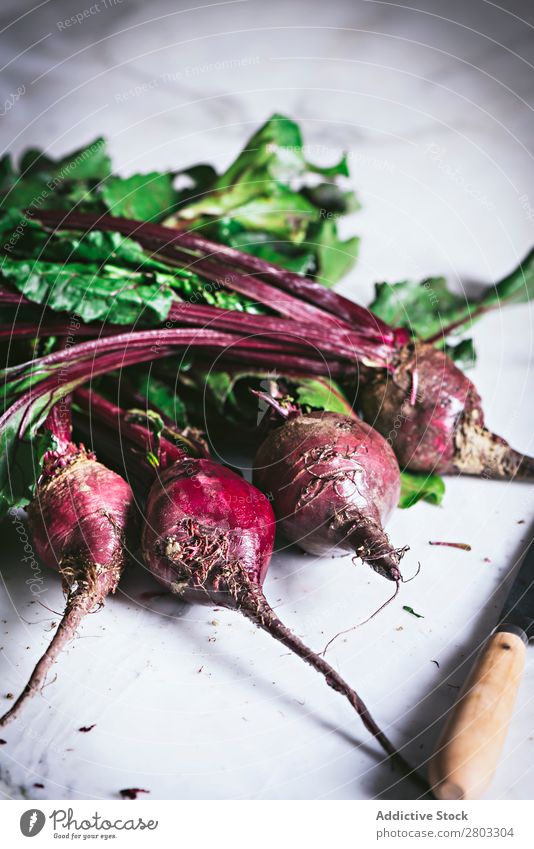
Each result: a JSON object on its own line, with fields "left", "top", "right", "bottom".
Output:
{"left": 1, "top": 0, "right": 534, "bottom": 800}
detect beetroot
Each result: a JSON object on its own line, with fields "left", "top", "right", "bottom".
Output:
{"left": 0, "top": 402, "right": 134, "bottom": 727}
{"left": 142, "top": 460, "right": 274, "bottom": 604}
{"left": 253, "top": 410, "right": 406, "bottom": 581}
{"left": 30, "top": 449, "right": 133, "bottom": 579}
{"left": 77, "top": 389, "right": 414, "bottom": 773}
{"left": 359, "top": 342, "right": 534, "bottom": 479}
{"left": 141, "top": 461, "right": 410, "bottom": 769}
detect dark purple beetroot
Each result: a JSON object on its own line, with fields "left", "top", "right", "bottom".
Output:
{"left": 253, "top": 410, "right": 405, "bottom": 581}
{"left": 0, "top": 445, "right": 134, "bottom": 727}
{"left": 359, "top": 342, "right": 534, "bottom": 479}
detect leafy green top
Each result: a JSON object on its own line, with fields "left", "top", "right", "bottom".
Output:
{"left": 369, "top": 250, "right": 534, "bottom": 365}
{"left": 165, "top": 114, "right": 360, "bottom": 284}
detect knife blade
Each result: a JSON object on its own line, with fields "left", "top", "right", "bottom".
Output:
{"left": 429, "top": 532, "right": 534, "bottom": 800}
{"left": 496, "top": 536, "right": 534, "bottom": 641}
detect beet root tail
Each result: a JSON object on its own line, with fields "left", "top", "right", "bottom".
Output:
{"left": 0, "top": 586, "right": 103, "bottom": 727}
{"left": 514, "top": 451, "right": 534, "bottom": 479}
{"left": 235, "top": 578, "right": 422, "bottom": 785}
{"left": 455, "top": 422, "right": 534, "bottom": 480}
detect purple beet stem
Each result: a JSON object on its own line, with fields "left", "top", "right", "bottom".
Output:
{"left": 78, "top": 388, "right": 423, "bottom": 784}
{"left": 0, "top": 287, "right": 391, "bottom": 366}
{"left": 33, "top": 209, "right": 400, "bottom": 343}
{"left": 1, "top": 326, "right": 360, "bottom": 454}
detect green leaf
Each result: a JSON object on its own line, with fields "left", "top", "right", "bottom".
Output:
{"left": 313, "top": 219, "right": 360, "bottom": 286}
{"left": 442, "top": 337, "right": 476, "bottom": 369}
{"left": 0, "top": 208, "right": 267, "bottom": 324}
{"left": 244, "top": 242, "right": 316, "bottom": 275}
{"left": 219, "top": 190, "right": 318, "bottom": 243}
{"left": 212, "top": 291, "right": 265, "bottom": 313}
{"left": 0, "top": 210, "right": 169, "bottom": 271}
{"left": 17, "top": 149, "right": 56, "bottom": 177}
{"left": 481, "top": 247, "right": 534, "bottom": 308}
{"left": 175, "top": 370, "right": 355, "bottom": 430}
{"left": 0, "top": 388, "right": 61, "bottom": 518}
{"left": 0, "top": 343, "right": 119, "bottom": 517}
{"left": 100, "top": 172, "right": 176, "bottom": 221}
{"left": 201, "top": 371, "right": 236, "bottom": 414}
{"left": 176, "top": 367, "right": 276, "bottom": 425}
{"left": 303, "top": 182, "right": 359, "bottom": 214}
{"left": 168, "top": 114, "right": 359, "bottom": 283}
{"left": 51, "top": 229, "right": 170, "bottom": 271}
{"left": 403, "top": 605, "right": 424, "bottom": 619}
{"left": 0, "top": 154, "right": 16, "bottom": 190}
{"left": 0, "top": 139, "right": 111, "bottom": 218}
{"left": 19, "top": 137, "right": 111, "bottom": 182}
{"left": 0, "top": 429, "right": 57, "bottom": 516}
{"left": 216, "top": 113, "right": 304, "bottom": 188}
{"left": 175, "top": 179, "right": 259, "bottom": 222}
{"left": 295, "top": 377, "right": 353, "bottom": 415}
{"left": 370, "top": 249, "right": 534, "bottom": 344}
{"left": 146, "top": 451, "right": 159, "bottom": 469}
{"left": 124, "top": 407, "right": 165, "bottom": 438}
{"left": 133, "top": 372, "right": 188, "bottom": 428}
{"left": 208, "top": 225, "right": 317, "bottom": 275}
{"left": 309, "top": 154, "right": 350, "bottom": 179}
{"left": 174, "top": 163, "right": 218, "bottom": 203}
{"left": 399, "top": 471, "right": 445, "bottom": 509}
{"left": 370, "top": 277, "right": 470, "bottom": 339}
{"left": 221, "top": 114, "right": 351, "bottom": 186}
{"left": 0, "top": 178, "right": 53, "bottom": 213}
{"left": 178, "top": 185, "right": 317, "bottom": 243}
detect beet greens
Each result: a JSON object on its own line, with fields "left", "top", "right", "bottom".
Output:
{"left": 0, "top": 386, "right": 134, "bottom": 727}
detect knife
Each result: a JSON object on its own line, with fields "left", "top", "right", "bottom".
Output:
{"left": 429, "top": 536, "right": 534, "bottom": 800}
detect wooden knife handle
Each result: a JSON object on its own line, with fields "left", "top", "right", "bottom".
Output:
{"left": 429, "top": 628, "right": 527, "bottom": 800}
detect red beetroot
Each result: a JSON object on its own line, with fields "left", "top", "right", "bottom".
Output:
{"left": 29, "top": 210, "right": 534, "bottom": 481}
{"left": 358, "top": 342, "right": 534, "bottom": 479}
{"left": 253, "top": 410, "right": 406, "bottom": 581}
{"left": 0, "top": 402, "right": 134, "bottom": 727}
{"left": 30, "top": 448, "right": 134, "bottom": 582}
{"left": 141, "top": 461, "right": 409, "bottom": 769}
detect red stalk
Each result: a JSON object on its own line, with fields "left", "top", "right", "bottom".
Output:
{"left": 33, "top": 210, "right": 400, "bottom": 344}
{"left": 0, "top": 273, "right": 391, "bottom": 366}
{"left": 2, "top": 326, "right": 356, "bottom": 451}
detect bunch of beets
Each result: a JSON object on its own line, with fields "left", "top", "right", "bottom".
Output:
{"left": 0, "top": 159, "right": 531, "bottom": 795}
